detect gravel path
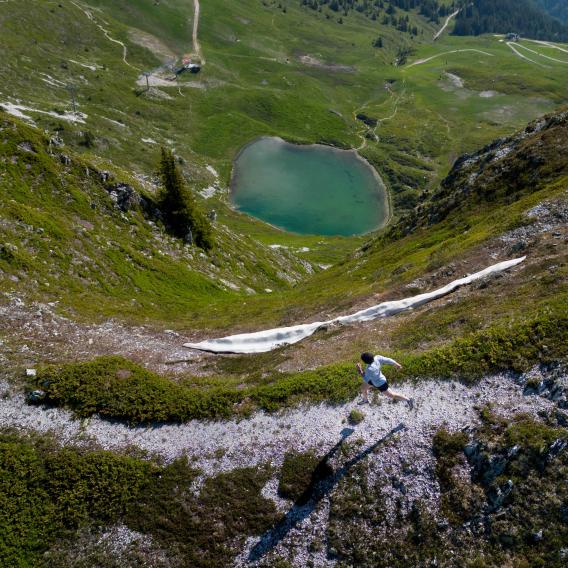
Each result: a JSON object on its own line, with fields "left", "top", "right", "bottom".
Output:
{"left": 433, "top": 8, "right": 460, "bottom": 41}
{"left": 0, "top": 371, "right": 556, "bottom": 478}
{"left": 0, "top": 367, "right": 562, "bottom": 566}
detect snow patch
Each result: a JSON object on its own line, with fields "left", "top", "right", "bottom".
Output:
{"left": 69, "top": 59, "right": 99, "bottom": 71}
{"left": 206, "top": 165, "right": 219, "bottom": 178}
{"left": 100, "top": 116, "right": 125, "bottom": 128}
{"left": 200, "top": 185, "right": 217, "bottom": 199}
{"left": 141, "top": 137, "right": 157, "bottom": 145}
{"left": 0, "top": 101, "right": 86, "bottom": 124}
{"left": 184, "top": 257, "right": 526, "bottom": 354}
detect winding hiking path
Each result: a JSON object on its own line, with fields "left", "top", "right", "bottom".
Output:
{"left": 70, "top": 0, "right": 136, "bottom": 69}
{"left": 0, "top": 367, "right": 561, "bottom": 567}
{"left": 190, "top": 0, "right": 205, "bottom": 64}
{"left": 353, "top": 81, "right": 404, "bottom": 152}
{"left": 406, "top": 48, "right": 494, "bottom": 68}
{"left": 506, "top": 41, "right": 547, "bottom": 67}
{"left": 0, "top": 372, "right": 555, "bottom": 481}
{"left": 513, "top": 42, "right": 568, "bottom": 64}
{"left": 433, "top": 8, "right": 459, "bottom": 41}
{"left": 527, "top": 39, "right": 568, "bottom": 55}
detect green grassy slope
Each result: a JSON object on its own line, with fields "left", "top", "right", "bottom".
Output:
{"left": 1, "top": 0, "right": 567, "bottom": 226}
{"left": 1, "top": 104, "right": 566, "bottom": 333}
{"left": 0, "top": 112, "right": 313, "bottom": 326}
{"left": 0, "top": 0, "right": 566, "bottom": 341}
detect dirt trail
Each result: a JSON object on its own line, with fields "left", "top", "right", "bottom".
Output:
{"left": 0, "top": 367, "right": 563, "bottom": 566}
{"left": 433, "top": 8, "right": 460, "bottom": 41}
{"left": 514, "top": 42, "right": 568, "bottom": 64}
{"left": 506, "top": 41, "right": 547, "bottom": 67}
{"left": 70, "top": 0, "right": 137, "bottom": 70}
{"left": 527, "top": 39, "right": 568, "bottom": 54}
{"left": 406, "top": 48, "right": 494, "bottom": 68}
{"left": 190, "top": 0, "right": 205, "bottom": 64}
{"left": 353, "top": 81, "right": 404, "bottom": 151}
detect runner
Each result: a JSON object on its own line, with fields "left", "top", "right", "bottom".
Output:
{"left": 356, "top": 352, "right": 414, "bottom": 409}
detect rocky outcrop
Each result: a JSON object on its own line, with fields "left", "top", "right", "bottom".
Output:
{"left": 107, "top": 183, "right": 141, "bottom": 212}
{"left": 390, "top": 107, "right": 568, "bottom": 236}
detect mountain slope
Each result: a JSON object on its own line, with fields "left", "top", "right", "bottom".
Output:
{"left": 535, "top": 0, "right": 568, "bottom": 23}
{"left": 0, "top": 60, "right": 567, "bottom": 568}
{"left": 454, "top": 0, "right": 568, "bottom": 40}
{"left": 0, "top": 112, "right": 313, "bottom": 327}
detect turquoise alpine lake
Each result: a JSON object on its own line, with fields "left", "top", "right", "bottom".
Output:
{"left": 231, "top": 137, "right": 389, "bottom": 236}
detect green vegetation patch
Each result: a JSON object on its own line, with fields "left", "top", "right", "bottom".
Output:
{"left": 34, "top": 308, "right": 567, "bottom": 423}
{"left": 0, "top": 432, "right": 154, "bottom": 567}
{"left": 395, "top": 309, "right": 568, "bottom": 383}
{"left": 127, "top": 460, "right": 279, "bottom": 568}
{"left": 432, "top": 427, "right": 468, "bottom": 490}
{"left": 35, "top": 355, "right": 359, "bottom": 423}
{"left": 0, "top": 431, "right": 280, "bottom": 568}
{"left": 278, "top": 450, "right": 331, "bottom": 504}
{"left": 348, "top": 408, "right": 365, "bottom": 425}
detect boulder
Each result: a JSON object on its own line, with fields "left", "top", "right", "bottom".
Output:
{"left": 107, "top": 183, "right": 140, "bottom": 212}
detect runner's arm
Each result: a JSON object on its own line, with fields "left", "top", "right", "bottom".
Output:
{"left": 377, "top": 356, "right": 402, "bottom": 369}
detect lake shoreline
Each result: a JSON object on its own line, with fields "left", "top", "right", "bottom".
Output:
{"left": 229, "top": 136, "right": 392, "bottom": 237}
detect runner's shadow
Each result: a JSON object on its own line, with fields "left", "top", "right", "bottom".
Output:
{"left": 247, "top": 423, "right": 406, "bottom": 563}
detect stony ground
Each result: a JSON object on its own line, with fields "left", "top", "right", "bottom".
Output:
{"left": 0, "top": 364, "right": 563, "bottom": 566}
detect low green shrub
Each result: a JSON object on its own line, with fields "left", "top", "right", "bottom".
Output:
{"left": 394, "top": 311, "right": 567, "bottom": 383}
{"left": 278, "top": 450, "right": 323, "bottom": 503}
{"left": 35, "top": 356, "right": 359, "bottom": 424}
{"left": 348, "top": 409, "right": 365, "bottom": 425}
{"left": 0, "top": 433, "right": 154, "bottom": 566}
{"left": 432, "top": 427, "right": 469, "bottom": 490}
{"left": 0, "top": 432, "right": 280, "bottom": 568}
{"left": 34, "top": 311, "right": 567, "bottom": 424}
{"left": 127, "top": 461, "right": 278, "bottom": 567}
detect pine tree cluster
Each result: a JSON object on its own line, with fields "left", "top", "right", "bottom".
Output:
{"left": 535, "top": 0, "right": 568, "bottom": 24}
{"left": 158, "top": 148, "right": 214, "bottom": 251}
{"left": 299, "top": 0, "right": 458, "bottom": 32}
{"left": 453, "top": 0, "right": 568, "bottom": 41}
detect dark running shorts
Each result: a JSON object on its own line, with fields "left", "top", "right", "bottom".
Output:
{"left": 368, "top": 381, "right": 389, "bottom": 392}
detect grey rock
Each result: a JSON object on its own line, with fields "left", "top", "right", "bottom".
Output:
{"left": 464, "top": 441, "right": 480, "bottom": 459}
{"left": 546, "top": 438, "right": 568, "bottom": 463}
{"left": 555, "top": 409, "right": 568, "bottom": 427}
{"left": 107, "top": 183, "right": 140, "bottom": 212}
{"left": 17, "top": 141, "right": 35, "bottom": 153}
{"left": 487, "top": 479, "right": 514, "bottom": 512}
{"left": 27, "top": 389, "right": 45, "bottom": 403}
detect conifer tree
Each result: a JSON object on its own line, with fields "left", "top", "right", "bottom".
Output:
{"left": 158, "top": 148, "right": 214, "bottom": 250}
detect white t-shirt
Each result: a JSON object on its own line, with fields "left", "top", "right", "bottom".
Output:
{"left": 363, "top": 355, "right": 397, "bottom": 388}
